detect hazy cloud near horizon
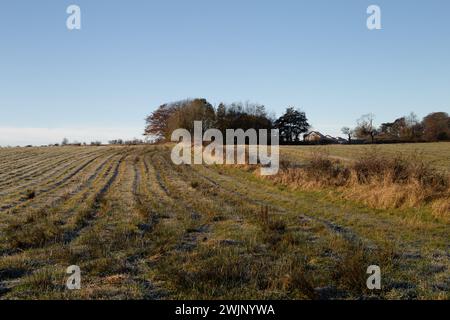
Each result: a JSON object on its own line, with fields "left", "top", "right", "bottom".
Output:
{"left": 0, "top": 127, "right": 144, "bottom": 146}
{"left": 0, "top": 124, "right": 349, "bottom": 146}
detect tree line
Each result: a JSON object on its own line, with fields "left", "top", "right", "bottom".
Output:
{"left": 144, "top": 98, "right": 310, "bottom": 144}
{"left": 343, "top": 112, "right": 450, "bottom": 143}
{"left": 144, "top": 98, "right": 449, "bottom": 145}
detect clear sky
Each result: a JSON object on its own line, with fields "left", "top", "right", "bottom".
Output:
{"left": 1, "top": 0, "right": 449, "bottom": 145}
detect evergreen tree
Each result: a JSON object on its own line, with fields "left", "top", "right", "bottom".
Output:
{"left": 274, "top": 107, "right": 310, "bottom": 143}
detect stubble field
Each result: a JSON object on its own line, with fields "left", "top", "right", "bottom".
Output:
{"left": 0, "top": 144, "right": 448, "bottom": 300}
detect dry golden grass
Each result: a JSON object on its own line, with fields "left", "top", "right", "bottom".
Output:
{"left": 431, "top": 198, "right": 450, "bottom": 219}
{"left": 267, "top": 149, "right": 449, "bottom": 220}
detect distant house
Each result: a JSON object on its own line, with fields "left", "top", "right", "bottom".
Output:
{"left": 325, "top": 135, "right": 338, "bottom": 142}
{"left": 335, "top": 137, "right": 348, "bottom": 144}
{"left": 303, "top": 131, "right": 326, "bottom": 142}
{"left": 326, "top": 135, "right": 348, "bottom": 144}
{"left": 303, "top": 131, "right": 346, "bottom": 144}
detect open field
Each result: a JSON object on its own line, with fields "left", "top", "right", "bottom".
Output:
{"left": 281, "top": 142, "right": 450, "bottom": 172}
{"left": 0, "top": 144, "right": 449, "bottom": 300}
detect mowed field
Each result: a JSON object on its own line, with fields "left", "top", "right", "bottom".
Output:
{"left": 0, "top": 144, "right": 449, "bottom": 300}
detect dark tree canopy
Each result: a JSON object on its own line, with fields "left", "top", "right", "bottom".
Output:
{"left": 214, "top": 102, "right": 273, "bottom": 134}
{"left": 274, "top": 107, "right": 310, "bottom": 143}
{"left": 145, "top": 99, "right": 274, "bottom": 142}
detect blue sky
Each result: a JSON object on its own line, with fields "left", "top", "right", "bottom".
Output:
{"left": 1, "top": 0, "right": 449, "bottom": 145}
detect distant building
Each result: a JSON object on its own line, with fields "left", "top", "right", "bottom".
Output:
{"left": 303, "top": 131, "right": 347, "bottom": 144}
{"left": 303, "top": 131, "right": 326, "bottom": 142}
{"left": 335, "top": 137, "right": 348, "bottom": 144}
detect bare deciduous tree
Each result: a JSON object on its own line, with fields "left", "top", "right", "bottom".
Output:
{"left": 355, "top": 113, "right": 377, "bottom": 143}
{"left": 341, "top": 127, "right": 354, "bottom": 143}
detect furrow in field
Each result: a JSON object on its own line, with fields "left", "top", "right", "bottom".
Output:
{"left": 57, "top": 150, "right": 166, "bottom": 299}
{"left": 134, "top": 150, "right": 166, "bottom": 228}
{"left": 0, "top": 151, "right": 42, "bottom": 172}
{"left": 0, "top": 149, "right": 77, "bottom": 180}
{"left": 0, "top": 149, "right": 105, "bottom": 196}
{"left": 156, "top": 152, "right": 375, "bottom": 252}
{"left": 0, "top": 153, "right": 76, "bottom": 188}
{"left": 153, "top": 151, "right": 280, "bottom": 215}
{"left": 40, "top": 151, "right": 121, "bottom": 212}
{"left": 150, "top": 153, "right": 201, "bottom": 212}
{"left": 193, "top": 165, "right": 372, "bottom": 240}
{"left": 0, "top": 149, "right": 79, "bottom": 185}
{"left": 221, "top": 166, "right": 416, "bottom": 240}
{"left": 144, "top": 149, "right": 375, "bottom": 300}
{"left": 60, "top": 152, "right": 129, "bottom": 244}
{"left": 150, "top": 153, "right": 247, "bottom": 252}
{"left": 40, "top": 151, "right": 113, "bottom": 192}
{"left": 140, "top": 150, "right": 184, "bottom": 221}
{"left": 0, "top": 146, "right": 447, "bottom": 299}
{"left": 138, "top": 150, "right": 375, "bottom": 254}
{"left": 195, "top": 162, "right": 450, "bottom": 271}
{"left": 0, "top": 150, "right": 114, "bottom": 212}
{"left": 0, "top": 149, "right": 49, "bottom": 169}
{"left": 109, "top": 152, "right": 165, "bottom": 298}
{"left": 0, "top": 153, "right": 130, "bottom": 296}
{"left": 0, "top": 151, "right": 126, "bottom": 256}
{"left": 0, "top": 151, "right": 121, "bottom": 238}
